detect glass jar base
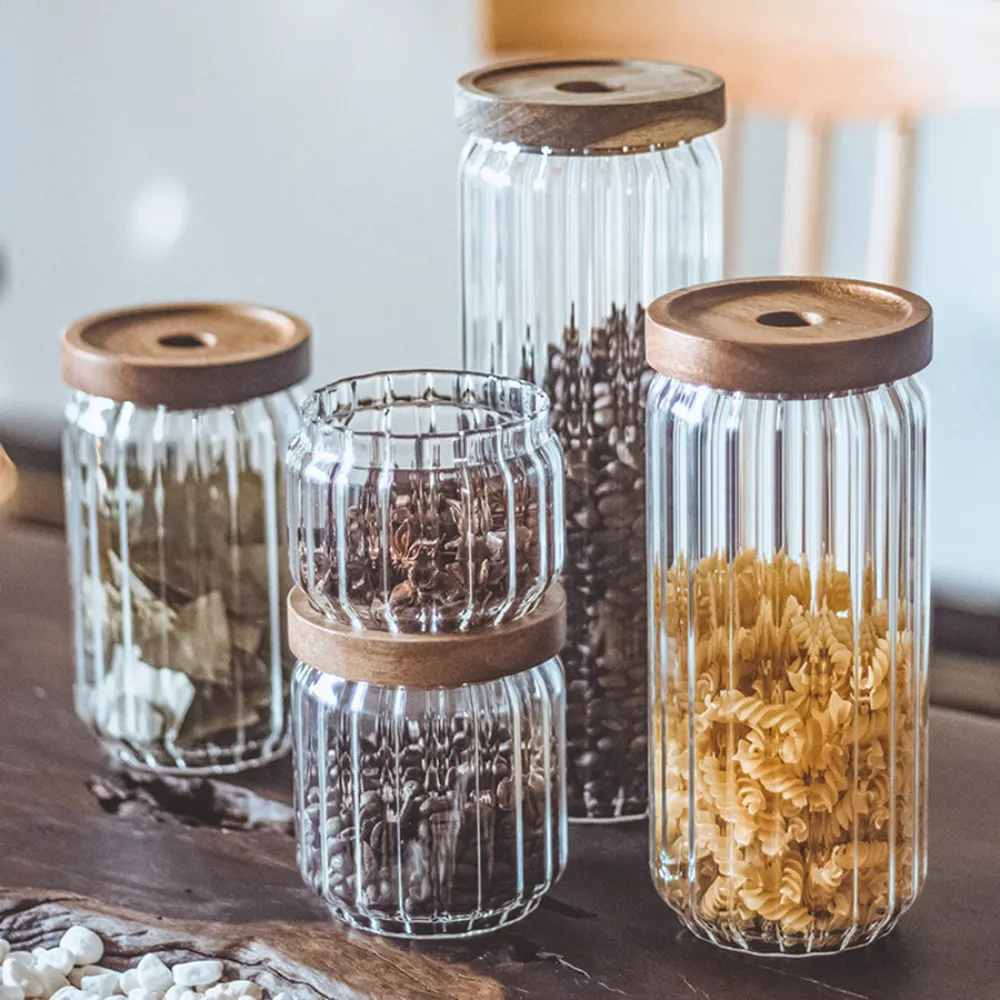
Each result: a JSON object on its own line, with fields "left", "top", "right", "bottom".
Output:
{"left": 658, "top": 890, "right": 910, "bottom": 955}
{"left": 324, "top": 895, "right": 542, "bottom": 939}
{"left": 100, "top": 731, "right": 291, "bottom": 777}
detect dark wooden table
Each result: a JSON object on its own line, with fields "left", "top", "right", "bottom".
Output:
{"left": 2, "top": 521, "right": 998, "bottom": 999}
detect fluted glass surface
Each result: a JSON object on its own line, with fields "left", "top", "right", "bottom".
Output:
{"left": 288, "top": 371, "right": 564, "bottom": 633}
{"left": 63, "top": 389, "right": 300, "bottom": 774}
{"left": 461, "top": 135, "right": 723, "bottom": 821}
{"left": 292, "top": 657, "right": 567, "bottom": 937}
{"left": 647, "top": 375, "right": 929, "bottom": 953}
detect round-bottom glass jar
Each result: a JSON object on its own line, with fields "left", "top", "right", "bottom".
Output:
{"left": 645, "top": 278, "right": 932, "bottom": 954}
{"left": 289, "top": 586, "right": 568, "bottom": 938}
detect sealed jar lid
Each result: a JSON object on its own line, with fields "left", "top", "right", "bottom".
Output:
{"left": 61, "top": 302, "right": 312, "bottom": 408}
{"left": 0, "top": 445, "right": 16, "bottom": 507}
{"left": 288, "top": 585, "right": 567, "bottom": 689}
{"left": 645, "top": 277, "right": 933, "bottom": 395}
{"left": 455, "top": 58, "right": 726, "bottom": 152}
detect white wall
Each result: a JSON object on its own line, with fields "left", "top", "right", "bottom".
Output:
{"left": 0, "top": 0, "right": 475, "bottom": 428}
{"left": 2, "top": 2, "right": 999, "bottom": 601}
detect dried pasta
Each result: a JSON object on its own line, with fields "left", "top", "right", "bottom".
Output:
{"left": 651, "top": 550, "right": 925, "bottom": 951}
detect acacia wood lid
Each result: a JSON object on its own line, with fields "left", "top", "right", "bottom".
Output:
{"left": 645, "top": 277, "right": 933, "bottom": 395}
{"left": 0, "top": 445, "right": 16, "bottom": 507}
{"left": 287, "top": 585, "right": 567, "bottom": 689}
{"left": 455, "top": 58, "right": 726, "bottom": 152}
{"left": 61, "top": 302, "right": 312, "bottom": 408}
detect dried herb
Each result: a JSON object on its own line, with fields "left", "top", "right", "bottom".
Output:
{"left": 300, "top": 468, "right": 542, "bottom": 633}
{"left": 81, "top": 461, "right": 291, "bottom": 767}
{"left": 527, "top": 304, "right": 650, "bottom": 820}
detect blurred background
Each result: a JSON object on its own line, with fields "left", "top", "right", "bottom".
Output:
{"left": 2, "top": 0, "right": 1000, "bottom": 637}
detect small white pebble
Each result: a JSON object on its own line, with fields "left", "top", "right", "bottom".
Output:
{"left": 0, "top": 943, "right": 9, "bottom": 964}
{"left": 0, "top": 985, "right": 25, "bottom": 1000}
{"left": 2, "top": 959, "right": 43, "bottom": 998}
{"left": 118, "top": 971, "right": 140, "bottom": 994}
{"left": 169, "top": 964, "right": 221, "bottom": 991}
{"left": 135, "top": 955, "right": 172, "bottom": 995}
{"left": 128, "top": 990, "right": 161, "bottom": 1000}
{"left": 36, "top": 967, "right": 69, "bottom": 997}
{"left": 67, "top": 968, "right": 110, "bottom": 990}
{"left": 58, "top": 930, "right": 103, "bottom": 969}
{"left": 79, "top": 973, "right": 118, "bottom": 1000}
{"left": 34, "top": 950, "right": 74, "bottom": 977}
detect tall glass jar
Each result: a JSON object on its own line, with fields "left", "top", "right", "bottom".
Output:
{"left": 61, "top": 303, "right": 311, "bottom": 774}
{"left": 287, "top": 370, "right": 564, "bottom": 633}
{"left": 645, "top": 277, "right": 932, "bottom": 953}
{"left": 289, "top": 585, "right": 568, "bottom": 937}
{"left": 458, "top": 58, "right": 726, "bottom": 821}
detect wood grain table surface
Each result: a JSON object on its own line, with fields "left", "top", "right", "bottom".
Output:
{"left": 1, "top": 520, "right": 997, "bottom": 999}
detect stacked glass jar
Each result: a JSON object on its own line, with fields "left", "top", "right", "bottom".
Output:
{"left": 61, "top": 302, "right": 311, "bottom": 774}
{"left": 645, "top": 277, "right": 932, "bottom": 953}
{"left": 458, "top": 58, "right": 725, "bottom": 820}
{"left": 286, "top": 370, "right": 568, "bottom": 937}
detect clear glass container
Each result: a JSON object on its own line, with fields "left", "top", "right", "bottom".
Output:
{"left": 290, "top": 612, "right": 568, "bottom": 938}
{"left": 61, "top": 303, "right": 310, "bottom": 774}
{"left": 458, "top": 58, "right": 726, "bottom": 821}
{"left": 288, "top": 370, "right": 564, "bottom": 633}
{"left": 645, "top": 278, "right": 932, "bottom": 953}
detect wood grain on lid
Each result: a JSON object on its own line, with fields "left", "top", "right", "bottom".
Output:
{"left": 645, "top": 277, "right": 932, "bottom": 395}
{"left": 287, "top": 585, "right": 567, "bottom": 689}
{"left": 61, "top": 302, "right": 312, "bottom": 408}
{"left": 455, "top": 58, "right": 725, "bottom": 151}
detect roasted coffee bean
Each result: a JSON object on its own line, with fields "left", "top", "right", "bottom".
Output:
{"left": 530, "top": 304, "right": 650, "bottom": 820}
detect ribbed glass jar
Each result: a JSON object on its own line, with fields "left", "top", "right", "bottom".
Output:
{"left": 458, "top": 58, "right": 726, "bottom": 821}
{"left": 645, "top": 278, "right": 932, "bottom": 953}
{"left": 288, "top": 584, "right": 568, "bottom": 938}
{"left": 288, "top": 370, "right": 564, "bottom": 633}
{"left": 61, "top": 303, "right": 310, "bottom": 774}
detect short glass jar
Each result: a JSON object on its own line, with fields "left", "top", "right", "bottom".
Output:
{"left": 289, "top": 584, "right": 568, "bottom": 937}
{"left": 645, "top": 278, "right": 932, "bottom": 953}
{"left": 287, "top": 371, "right": 564, "bottom": 632}
{"left": 61, "top": 303, "right": 311, "bottom": 774}
{"left": 458, "top": 58, "right": 725, "bottom": 821}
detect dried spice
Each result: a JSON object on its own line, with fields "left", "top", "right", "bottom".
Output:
{"left": 652, "top": 550, "right": 920, "bottom": 950}
{"left": 80, "top": 461, "right": 291, "bottom": 766}
{"left": 299, "top": 468, "right": 542, "bottom": 633}
{"left": 297, "top": 688, "right": 559, "bottom": 934}
{"left": 526, "top": 305, "right": 650, "bottom": 819}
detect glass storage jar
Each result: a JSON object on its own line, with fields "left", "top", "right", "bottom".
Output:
{"left": 62, "top": 303, "right": 311, "bottom": 774}
{"left": 458, "top": 58, "right": 726, "bottom": 821}
{"left": 289, "top": 580, "right": 568, "bottom": 937}
{"left": 288, "top": 370, "right": 564, "bottom": 632}
{"left": 645, "top": 277, "right": 932, "bottom": 953}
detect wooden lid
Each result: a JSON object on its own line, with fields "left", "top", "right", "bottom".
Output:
{"left": 0, "top": 445, "right": 16, "bottom": 507}
{"left": 61, "top": 302, "right": 311, "bottom": 408}
{"left": 287, "top": 585, "right": 567, "bottom": 689}
{"left": 455, "top": 58, "right": 725, "bottom": 152}
{"left": 645, "top": 277, "right": 933, "bottom": 395}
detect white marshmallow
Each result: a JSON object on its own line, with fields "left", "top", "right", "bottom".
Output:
{"left": 128, "top": 990, "right": 161, "bottom": 1000}
{"left": 135, "top": 956, "right": 172, "bottom": 995}
{"left": 57, "top": 930, "right": 103, "bottom": 968}
{"left": 68, "top": 968, "right": 110, "bottom": 989}
{"left": 35, "top": 967, "right": 69, "bottom": 997}
{"left": 0, "top": 985, "right": 25, "bottom": 1000}
{"left": 163, "top": 989, "right": 196, "bottom": 1000}
{"left": 2, "top": 960, "right": 31, "bottom": 972}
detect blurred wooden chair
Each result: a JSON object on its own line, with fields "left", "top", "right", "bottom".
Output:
{"left": 481, "top": 0, "right": 1000, "bottom": 283}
